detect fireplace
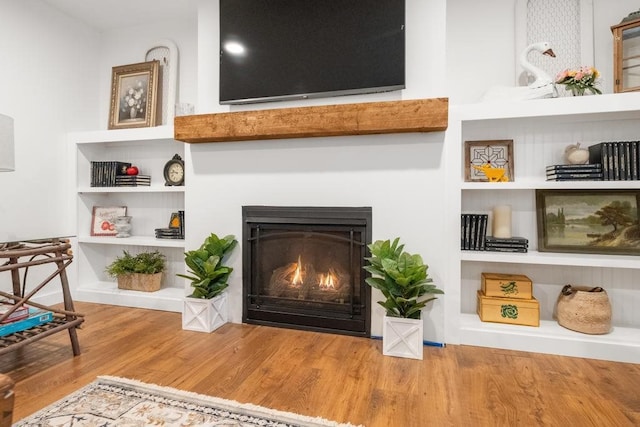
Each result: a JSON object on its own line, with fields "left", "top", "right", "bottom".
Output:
{"left": 242, "top": 206, "right": 371, "bottom": 337}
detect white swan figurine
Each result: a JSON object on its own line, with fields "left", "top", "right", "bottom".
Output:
{"left": 481, "top": 41, "right": 558, "bottom": 102}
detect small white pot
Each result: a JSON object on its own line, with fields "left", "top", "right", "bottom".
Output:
{"left": 182, "top": 292, "right": 228, "bottom": 333}
{"left": 382, "top": 315, "right": 424, "bottom": 360}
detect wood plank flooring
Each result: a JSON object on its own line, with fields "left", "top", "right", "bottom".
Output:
{"left": 1, "top": 302, "right": 638, "bottom": 426}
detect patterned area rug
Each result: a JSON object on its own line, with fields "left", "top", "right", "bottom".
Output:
{"left": 15, "top": 376, "right": 360, "bottom": 426}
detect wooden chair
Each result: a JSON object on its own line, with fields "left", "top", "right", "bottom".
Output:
{"left": 0, "top": 373, "right": 14, "bottom": 427}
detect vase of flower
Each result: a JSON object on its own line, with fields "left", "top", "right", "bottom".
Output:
{"left": 555, "top": 66, "right": 601, "bottom": 97}
{"left": 129, "top": 107, "right": 137, "bottom": 119}
{"left": 570, "top": 87, "right": 585, "bottom": 96}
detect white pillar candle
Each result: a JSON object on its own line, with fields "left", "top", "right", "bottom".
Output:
{"left": 492, "top": 205, "right": 512, "bottom": 238}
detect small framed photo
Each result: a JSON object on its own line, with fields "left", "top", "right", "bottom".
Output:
{"left": 91, "top": 206, "right": 127, "bottom": 236}
{"left": 108, "top": 60, "right": 160, "bottom": 130}
{"left": 464, "top": 140, "right": 514, "bottom": 182}
{"left": 536, "top": 189, "right": 640, "bottom": 255}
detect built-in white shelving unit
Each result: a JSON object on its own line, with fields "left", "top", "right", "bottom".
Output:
{"left": 445, "top": 93, "right": 640, "bottom": 364}
{"left": 70, "top": 125, "right": 186, "bottom": 312}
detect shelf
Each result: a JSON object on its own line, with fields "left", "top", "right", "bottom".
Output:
{"left": 71, "top": 125, "right": 175, "bottom": 144}
{"left": 450, "top": 93, "right": 640, "bottom": 363}
{"left": 78, "top": 236, "right": 185, "bottom": 248}
{"left": 78, "top": 186, "right": 184, "bottom": 194}
{"left": 75, "top": 281, "right": 184, "bottom": 312}
{"left": 461, "top": 180, "right": 640, "bottom": 190}
{"left": 460, "top": 250, "right": 640, "bottom": 269}
{"left": 71, "top": 125, "right": 187, "bottom": 315}
{"left": 454, "top": 92, "right": 640, "bottom": 123}
{"left": 174, "top": 98, "right": 448, "bottom": 143}
{"left": 459, "top": 314, "right": 639, "bottom": 364}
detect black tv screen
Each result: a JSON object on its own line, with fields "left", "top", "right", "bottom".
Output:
{"left": 219, "top": 0, "right": 406, "bottom": 105}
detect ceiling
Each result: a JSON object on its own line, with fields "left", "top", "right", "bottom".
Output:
{"left": 41, "top": 0, "right": 198, "bottom": 31}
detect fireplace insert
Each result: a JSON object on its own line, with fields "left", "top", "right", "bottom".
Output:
{"left": 242, "top": 206, "right": 371, "bottom": 337}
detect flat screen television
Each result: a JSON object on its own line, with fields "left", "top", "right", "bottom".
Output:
{"left": 219, "top": 0, "right": 406, "bottom": 105}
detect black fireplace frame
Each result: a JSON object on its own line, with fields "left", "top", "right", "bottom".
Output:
{"left": 242, "top": 206, "right": 372, "bottom": 337}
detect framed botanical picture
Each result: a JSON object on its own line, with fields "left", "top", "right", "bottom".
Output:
{"left": 91, "top": 206, "right": 127, "bottom": 236}
{"left": 464, "top": 140, "right": 514, "bottom": 182}
{"left": 108, "top": 60, "right": 160, "bottom": 130}
{"left": 536, "top": 189, "right": 640, "bottom": 255}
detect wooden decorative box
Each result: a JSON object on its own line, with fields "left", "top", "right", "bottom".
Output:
{"left": 481, "top": 272, "right": 533, "bottom": 300}
{"left": 476, "top": 291, "right": 540, "bottom": 327}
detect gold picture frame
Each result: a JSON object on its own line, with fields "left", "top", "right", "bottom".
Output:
{"left": 108, "top": 60, "right": 160, "bottom": 130}
{"left": 464, "top": 140, "right": 514, "bottom": 182}
{"left": 536, "top": 189, "right": 640, "bottom": 255}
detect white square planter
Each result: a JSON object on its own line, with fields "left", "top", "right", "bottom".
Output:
{"left": 182, "top": 292, "right": 228, "bottom": 333}
{"left": 382, "top": 316, "right": 424, "bottom": 360}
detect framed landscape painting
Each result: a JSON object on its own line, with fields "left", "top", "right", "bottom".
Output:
{"left": 536, "top": 189, "right": 640, "bottom": 255}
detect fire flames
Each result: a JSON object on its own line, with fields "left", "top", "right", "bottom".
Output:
{"left": 289, "top": 255, "right": 337, "bottom": 290}
{"left": 291, "top": 255, "right": 304, "bottom": 285}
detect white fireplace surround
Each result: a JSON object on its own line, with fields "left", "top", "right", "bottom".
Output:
{"left": 185, "top": 130, "right": 448, "bottom": 342}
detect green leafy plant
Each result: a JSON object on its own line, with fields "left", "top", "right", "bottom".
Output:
{"left": 105, "top": 250, "right": 166, "bottom": 277}
{"left": 364, "top": 238, "right": 443, "bottom": 319}
{"left": 178, "top": 233, "right": 238, "bottom": 299}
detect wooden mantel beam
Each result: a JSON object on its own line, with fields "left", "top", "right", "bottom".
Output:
{"left": 173, "top": 98, "right": 448, "bottom": 143}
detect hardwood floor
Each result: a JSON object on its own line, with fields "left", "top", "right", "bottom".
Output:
{"left": 1, "top": 302, "right": 638, "bottom": 426}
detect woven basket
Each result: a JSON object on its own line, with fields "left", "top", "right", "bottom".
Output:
{"left": 556, "top": 285, "right": 611, "bottom": 334}
{"left": 117, "top": 272, "right": 162, "bottom": 292}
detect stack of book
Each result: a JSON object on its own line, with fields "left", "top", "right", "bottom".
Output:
{"left": 115, "top": 174, "right": 151, "bottom": 187}
{"left": 0, "top": 302, "right": 54, "bottom": 337}
{"left": 588, "top": 141, "right": 640, "bottom": 181}
{"left": 0, "top": 300, "right": 29, "bottom": 323}
{"left": 155, "top": 228, "right": 183, "bottom": 239}
{"left": 461, "top": 213, "right": 488, "bottom": 251}
{"left": 545, "top": 163, "right": 603, "bottom": 181}
{"left": 484, "top": 236, "right": 528, "bottom": 253}
{"left": 90, "top": 161, "right": 131, "bottom": 187}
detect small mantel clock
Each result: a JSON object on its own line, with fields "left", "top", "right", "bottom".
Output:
{"left": 163, "top": 154, "right": 184, "bottom": 186}
{"left": 611, "top": 10, "right": 640, "bottom": 93}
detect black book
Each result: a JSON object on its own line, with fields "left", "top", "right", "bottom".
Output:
{"left": 469, "top": 215, "right": 478, "bottom": 250}
{"left": 623, "top": 141, "right": 632, "bottom": 181}
{"left": 618, "top": 142, "right": 628, "bottom": 180}
{"left": 588, "top": 143, "right": 611, "bottom": 180}
{"left": 612, "top": 143, "right": 621, "bottom": 181}
{"left": 631, "top": 141, "right": 639, "bottom": 180}
{"left": 546, "top": 172, "right": 603, "bottom": 181}
{"left": 178, "top": 210, "right": 185, "bottom": 239}
{"left": 546, "top": 163, "right": 601, "bottom": 172}
{"left": 485, "top": 242, "right": 528, "bottom": 249}
{"left": 606, "top": 142, "right": 614, "bottom": 181}
{"left": 484, "top": 247, "right": 528, "bottom": 253}
{"left": 587, "top": 143, "right": 603, "bottom": 164}
{"left": 478, "top": 214, "right": 488, "bottom": 251}
{"left": 463, "top": 214, "right": 471, "bottom": 250}
{"left": 485, "top": 236, "right": 528, "bottom": 244}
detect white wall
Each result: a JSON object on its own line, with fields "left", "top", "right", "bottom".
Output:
{"left": 446, "top": 0, "right": 640, "bottom": 104}
{"left": 0, "top": 0, "right": 100, "bottom": 242}
{"left": 190, "top": 0, "right": 449, "bottom": 342}
{"left": 96, "top": 16, "right": 198, "bottom": 125}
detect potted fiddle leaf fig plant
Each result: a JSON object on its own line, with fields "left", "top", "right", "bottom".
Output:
{"left": 364, "top": 237, "right": 443, "bottom": 359}
{"left": 105, "top": 250, "right": 166, "bottom": 292}
{"left": 178, "top": 233, "right": 238, "bottom": 332}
